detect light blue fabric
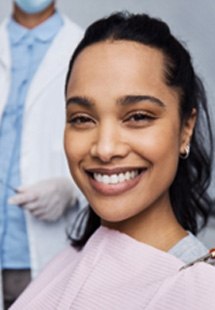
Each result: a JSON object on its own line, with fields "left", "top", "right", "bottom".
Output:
{"left": 0, "top": 12, "right": 63, "bottom": 269}
{"left": 169, "top": 232, "right": 208, "bottom": 264}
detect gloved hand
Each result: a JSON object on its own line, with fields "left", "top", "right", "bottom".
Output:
{"left": 8, "top": 178, "right": 78, "bottom": 222}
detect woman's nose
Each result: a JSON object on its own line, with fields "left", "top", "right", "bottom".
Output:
{"left": 90, "top": 122, "right": 130, "bottom": 163}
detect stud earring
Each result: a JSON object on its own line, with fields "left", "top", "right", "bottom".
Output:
{"left": 180, "top": 144, "right": 190, "bottom": 159}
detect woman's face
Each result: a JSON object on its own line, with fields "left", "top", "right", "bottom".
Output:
{"left": 64, "top": 41, "right": 195, "bottom": 227}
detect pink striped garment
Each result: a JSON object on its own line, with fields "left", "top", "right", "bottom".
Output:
{"left": 10, "top": 226, "right": 215, "bottom": 309}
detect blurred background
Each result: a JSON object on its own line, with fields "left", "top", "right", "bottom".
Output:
{"left": 0, "top": 0, "right": 214, "bottom": 246}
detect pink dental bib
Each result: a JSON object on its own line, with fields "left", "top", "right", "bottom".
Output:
{"left": 11, "top": 226, "right": 215, "bottom": 309}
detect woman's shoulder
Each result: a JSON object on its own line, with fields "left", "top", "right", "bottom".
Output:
{"left": 146, "top": 262, "right": 215, "bottom": 310}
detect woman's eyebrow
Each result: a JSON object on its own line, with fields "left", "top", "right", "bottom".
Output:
{"left": 66, "top": 96, "right": 95, "bottom": 107}
{"left": 117, "top": 95, "right": 166, "bottom": 107}
{"left": 66, "top": 95, "right": 165, "bottom": 108}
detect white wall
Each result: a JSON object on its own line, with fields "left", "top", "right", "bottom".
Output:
{"left": 1, "top": 0, "right": 214, "bottom": 246}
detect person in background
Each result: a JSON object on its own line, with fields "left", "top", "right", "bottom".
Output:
{"left": 0, "top": 0, "right": 85, "bottom": 308}
{"left": 10, "top": 11, "right": 215, "bottom": 310}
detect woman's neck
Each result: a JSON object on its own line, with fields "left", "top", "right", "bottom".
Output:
{"left": 103, "top": 201, "right": 187, "bottom": 252}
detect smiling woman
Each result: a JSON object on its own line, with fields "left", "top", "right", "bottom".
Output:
{"left": 65, "top": 40, "right": 190, "bottom": 244}
{"left": 11, "top": 11, "right": 215, "bottom": 310}
{"left": 64, "top": 13, "right": 213, "bottom": 248}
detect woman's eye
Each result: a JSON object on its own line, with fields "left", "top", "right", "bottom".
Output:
{"left": 125, "top": 112, "right": 156, "bottom": 124}
{"left": 67, "top": 115, "right": 95, "bottom": 128}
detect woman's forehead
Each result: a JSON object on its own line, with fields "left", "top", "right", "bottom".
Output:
{"left": 72, "top": 40, "right": 164, "bottom": 68}
{"left": 66, "top": 40, "right": 180, "bottom": 115}
{"left": 68, "top": 40, "right": 167, "bottom": 90}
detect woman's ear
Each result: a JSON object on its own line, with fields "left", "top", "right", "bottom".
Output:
{"left": 179, "top": 108, "right": 197, "bottom": 156}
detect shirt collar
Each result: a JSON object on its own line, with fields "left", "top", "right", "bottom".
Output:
{"left": 8, "top": 11, "right": 63, "bottom": 45}
{"left": 8, "top": 18, "right": 27, "bottom": 45}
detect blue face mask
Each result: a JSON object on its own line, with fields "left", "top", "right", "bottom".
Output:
{"left": 15, "top": 0, "right": 53, "bottom": 14}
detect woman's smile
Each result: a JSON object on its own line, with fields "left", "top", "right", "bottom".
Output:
{"left": 85, "top": 167, "right": 147, "bottom": 195}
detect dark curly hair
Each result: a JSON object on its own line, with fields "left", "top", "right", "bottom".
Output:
{"left": 65, "top": 12, "right": 213, "bottom": 248}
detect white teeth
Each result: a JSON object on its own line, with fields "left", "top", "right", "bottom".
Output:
{"left": 97, "top": 174, "right": 103, "bottom": 182}
{"left": 131, "top": 171, "right": 136, "bottom": 178}
{"left": 119, "top": 173, "right": 125, "bottom": 182}
{"left": 110, "top": 174, "right": 118, "bottom": 184}
{"left": 103, "top": 175, "right": 110, "bottom": 184}
{"left": 93, "top": 170, "right": 139, "bottom": 185}
{"left": 125, "top": 171, "right": 130, "bottom": 180}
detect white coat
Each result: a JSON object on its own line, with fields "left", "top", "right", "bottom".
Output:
{"left": 0, "top": 15, "right": 83, "bottom": 308}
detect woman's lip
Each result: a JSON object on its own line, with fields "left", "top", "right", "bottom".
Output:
{"left": 87, "top": 169, "right": 146, "bottom": 196}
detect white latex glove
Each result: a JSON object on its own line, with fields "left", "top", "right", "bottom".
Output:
{"left": 8, "top": 178, "right": 77, "bottom": 222}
